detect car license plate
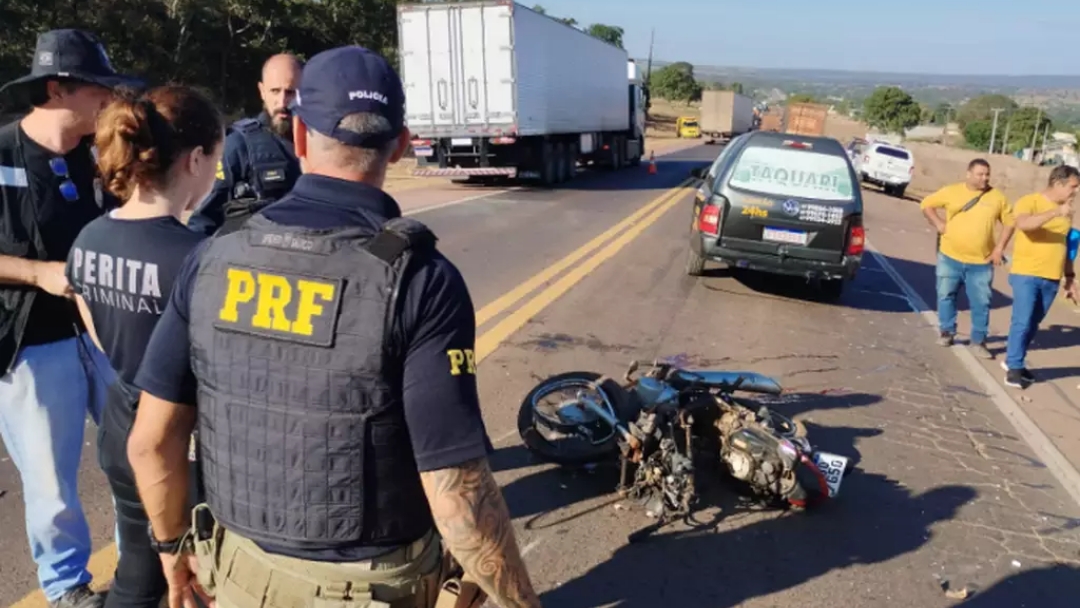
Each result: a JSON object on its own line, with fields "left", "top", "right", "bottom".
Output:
{"left": 451, "top": 137, "right": 472, "bottom": 147}
{"left": 762, "top": 227, "right": 808, "bottom": 246}
{"left": 812, "top": 451, "right": 849, "bottom": 497}
{"left": 413, "top": 145, "right": 433, "bottom": 157}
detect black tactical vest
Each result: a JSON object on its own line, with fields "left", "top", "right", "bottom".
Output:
{"left": 188, "top": 213, "right": 437, "bottom": 550}
{"left": 216, "top": 118, "right": 298, "bottom": 236}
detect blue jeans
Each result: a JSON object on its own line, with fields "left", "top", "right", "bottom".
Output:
{"left": 0, "top": 333, "right": 114, "bottom": 601}
{"left": 935, "top": 252, "right": 993, "bottom": 344}
{"left": 1005, "top": 274, "right": 1060, "bottom": 371}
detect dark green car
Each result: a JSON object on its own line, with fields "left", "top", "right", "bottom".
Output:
{"left": 685, "top": 130, "right": 865, "bottom": 299}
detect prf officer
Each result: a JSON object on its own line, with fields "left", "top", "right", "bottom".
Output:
{"left": 125, "top": 45, "right": 542, "bottom": 608}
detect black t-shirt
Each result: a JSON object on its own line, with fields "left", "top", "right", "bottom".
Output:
{"left": 66, "top": 212, "right": 207, "bottom": 385}
{"left": 19, "top": 127, "right": 109, "bottom": 346}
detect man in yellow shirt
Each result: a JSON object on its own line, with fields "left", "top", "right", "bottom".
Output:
{"left": 920, "top": 159, "right": 1015, "bottom": 359}
{"left": 1002, "top": 165, "right": 1080, "bottom": 388}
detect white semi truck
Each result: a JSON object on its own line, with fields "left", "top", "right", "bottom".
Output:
{"left": 397, "top": 1, "right": 647, "bottom": 186}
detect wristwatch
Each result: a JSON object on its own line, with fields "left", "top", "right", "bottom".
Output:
{"left": 146, "top": 522, "right": 185, "bottom": 554}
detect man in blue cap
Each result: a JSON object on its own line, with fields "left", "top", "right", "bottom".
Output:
{"left": 0, "top": 28, "right": 140, "bottom": 608}
{"left": 126, "top": 46, "right": 542, "bottom": 608}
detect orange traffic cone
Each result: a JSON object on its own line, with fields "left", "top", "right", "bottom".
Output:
{"left": 647, "top": 151, "right": 657, "bottom": 175}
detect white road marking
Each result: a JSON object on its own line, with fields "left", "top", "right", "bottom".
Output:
{"left": 867, "top": 239, "right": 1080, "bottom": 508}
{"left": 520, "top": 538, "right": 544, "bottom": 557}
{"left": 403, "top": 187, "right": 523, "bottom": 216}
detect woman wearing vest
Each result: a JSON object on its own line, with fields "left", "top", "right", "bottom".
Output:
{"left": 64, "top": 85, "right": 223, "bottom": 608}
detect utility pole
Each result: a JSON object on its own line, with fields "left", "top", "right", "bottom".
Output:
{"left": 643, "top": 27, "right": 655, "bottom": 120}
{"left": 1040, "top": 123, "right": 1051, "bottom": 162}
{"left": 1001, "top": 116, "right": 1012, "bottom": 156}
{"left": 1030, "top": 108, "right": 1042, "bottom": 152}
{"left": 644, "top": 28, "right": 655, "bottom": 86}
{"left": 988, "top": 108, "right": 1004, "bottom": 154}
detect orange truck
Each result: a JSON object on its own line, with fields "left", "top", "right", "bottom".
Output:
{"left": 782, "top": 102, "right": 829, "bottom": 136}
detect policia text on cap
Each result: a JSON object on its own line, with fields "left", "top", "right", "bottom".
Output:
{"left": 125, "top": 46, "right": 543, "bottom": 608}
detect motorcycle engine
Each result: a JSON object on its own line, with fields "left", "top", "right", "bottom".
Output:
{"left": 717, "top": 411, "right": 801, "bottom": 502}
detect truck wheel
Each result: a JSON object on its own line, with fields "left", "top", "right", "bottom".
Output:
{"left": 895, "top": 185, "right": 907, "bottom": 198}
{"left": 685, "top": 246, "right": 706, "bottom": 277}
{"left": 553, "top": 143, "right": 568, "bottom": 184}
{"left": 540, "top": 142, "right": 557, "bottom": 186}
{"left": 564, "top": 146, "right": 578, "bottom": 181}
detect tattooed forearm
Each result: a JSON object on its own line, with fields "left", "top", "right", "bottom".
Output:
{"left": 420, "top": 457, "right": 541, "bottom": 608}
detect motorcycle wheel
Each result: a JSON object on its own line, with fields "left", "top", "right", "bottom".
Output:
{"left": 785, "top": 453, "right": 832, "bottom": 510}
{"left": 517, "top": 371, "right": 627, "bottom": 466}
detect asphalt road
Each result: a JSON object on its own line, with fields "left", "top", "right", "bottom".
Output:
{"left": 2, "top": 144, "right": 1080, "bottom": 607}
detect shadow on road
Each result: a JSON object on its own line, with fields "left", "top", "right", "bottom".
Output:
{"left": 956, "top": 563, "right": 1080, "bottom": 607}
{"left": 879, "top": 253, "right": 1013, "bottom": 313}
{"left": 538, "top": 421, "right": 979, "bottom": 607}
{"left": 441, "top": 158, "right": 708, "bottom": 194}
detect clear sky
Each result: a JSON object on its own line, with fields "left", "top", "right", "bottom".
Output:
{"left": 529, "top": 0, "right": 1079, "bottom": 76}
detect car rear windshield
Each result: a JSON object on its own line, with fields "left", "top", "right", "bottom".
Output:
{"left": 727, "top": 144, "right": 855, "bottom": 202}
{"left": 683, "top": 120, "right": 698, "bottom": 127}
{"left": 874, "top": 146, "right": 911, "bottom": 160}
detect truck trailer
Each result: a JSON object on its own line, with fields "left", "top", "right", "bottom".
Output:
{"left": 783, "top": 102, "right": 829, "bottom": 137}
{"left": 398, "top": 1, "right": 647, "bottom": 186}
{"left": 698, "top": 90, "right": 755, "bottom": 144}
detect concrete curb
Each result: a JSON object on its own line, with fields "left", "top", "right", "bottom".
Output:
{"left": 867, "top": 239, "right": 1080, "bottom": 509}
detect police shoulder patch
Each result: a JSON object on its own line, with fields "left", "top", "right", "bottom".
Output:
{"left": 215, "top": 160, "right": 224, "bottom": 181}
{"left": 214, "top": 264, "right": 343, "bottom": 347}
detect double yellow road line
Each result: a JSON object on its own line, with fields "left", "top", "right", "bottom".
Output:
{"left": 9, "top": 177, "right": 696, "bottom": 608}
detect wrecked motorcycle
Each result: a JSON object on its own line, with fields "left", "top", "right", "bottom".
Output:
{"left": 517, "top": 360, "right": 850, "bottom": 533}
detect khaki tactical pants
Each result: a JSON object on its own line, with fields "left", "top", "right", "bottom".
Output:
{"left": 190, "top": 507, "right": 482, "bottom": 608}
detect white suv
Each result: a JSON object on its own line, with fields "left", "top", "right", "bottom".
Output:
{"left": 849, "top": 139, "right": 914, "bottom": 198}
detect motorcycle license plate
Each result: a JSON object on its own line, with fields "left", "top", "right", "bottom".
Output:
{"left": 812, "top": 451, "right": 848, "bottom": 497}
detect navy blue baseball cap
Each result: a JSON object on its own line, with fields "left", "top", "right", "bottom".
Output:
{"left": 290, "top": 46, "right": 405, "bottom": 149}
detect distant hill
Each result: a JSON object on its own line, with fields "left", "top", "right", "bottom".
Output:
{"left": 636, "top": 60, "right": 1080, "bottom": 90}
{"left": 635, "top": 60, "right": 1080, "bottom": 127}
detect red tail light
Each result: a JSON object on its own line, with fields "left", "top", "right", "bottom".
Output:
{"left": 698, "top": 203, "right": 722, "bottom": 235}
{"left": 909, "top": 165, "right": 914, "bottom": 176}
{"left": 847, "top": 225, "right": 865, "bottom": 256}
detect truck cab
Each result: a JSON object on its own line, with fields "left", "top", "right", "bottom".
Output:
{"left": 676, "top": 117, "right": 701, "bottom": 138}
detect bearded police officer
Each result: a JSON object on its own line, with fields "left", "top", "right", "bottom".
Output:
{"left": 186, "top": 53, "right": 302, "bottom": 236}
{"left": 127, "top": 45, "right": 542, "bottom": 608}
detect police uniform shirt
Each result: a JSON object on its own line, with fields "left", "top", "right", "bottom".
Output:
{"left": 134, "top": 174, "right": 494, "bottom": 560}
{"left": 187, "top": 111, "right": 299, "bottom": 234}
{"left": 65, "top": 210, "right": 206, "bottom": 384}
{"left": 1, "top": 124, "right": 112, "bottom": 346}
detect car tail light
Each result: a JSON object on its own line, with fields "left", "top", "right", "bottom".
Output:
{"left": 698, "top": 203, "right": 722, "bottom": 235}
{"left": 909, "top": 165, "right": 914, "bottom": 176}
{"left": 847, "top": 225, "right": 865, "bottom": 256}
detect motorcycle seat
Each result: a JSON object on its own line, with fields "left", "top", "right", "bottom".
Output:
{"left": 674, "top": 370, "right": 784, "bottom": 395}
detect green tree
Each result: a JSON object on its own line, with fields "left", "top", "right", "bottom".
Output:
{"left": 963, "top": 120, "right": 994, "bottom": 151}
{"left": 586, "top": 24, "right": 623, "bottom": 48}
{"left": 930, "top": 102, "right": 953, "bottom": 124}
{"left": 956, "top": 94, "right": 1018, "bottom": 128}
{"left": 531, "top": 4, "right": 577, "bottom": 27}
{"left": 650, "top": 64, "right": 701, "bottom": 104}
{"left": 729, "top": 82, "right": 744, "bottom": 94}
{"left": 1000, "top": 107, "right": 1052, "bottom": 153}
{"left": 862, "top": 86, "right": 922, "bottom": 135}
